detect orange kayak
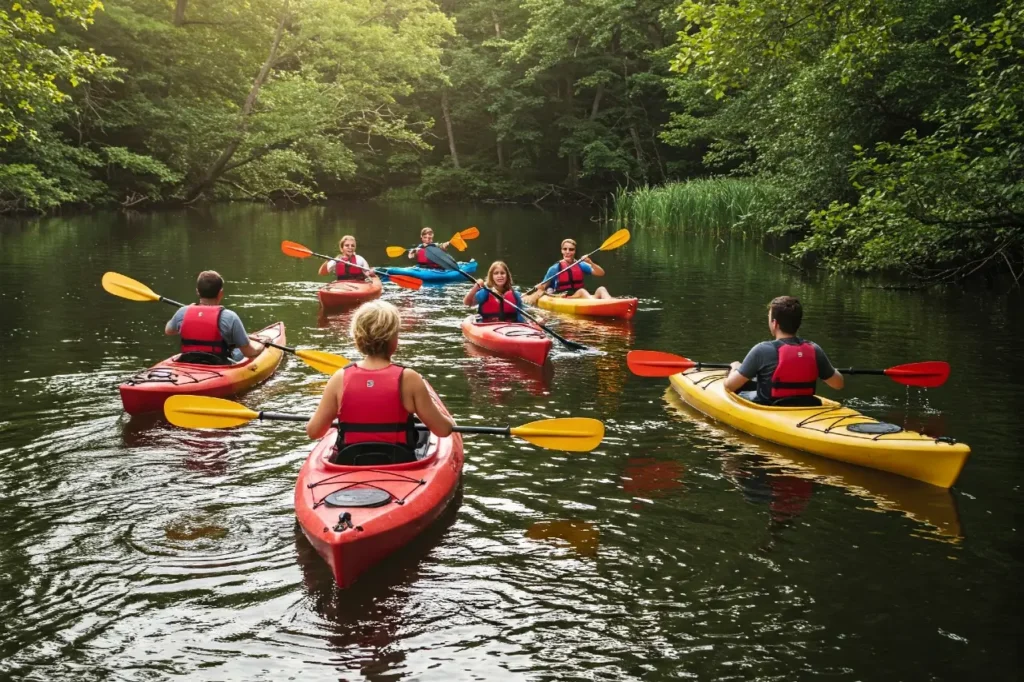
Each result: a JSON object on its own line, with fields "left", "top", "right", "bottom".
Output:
{"left": 119, "top": 322, "right": 285, "bottom": 415}
{"left": 293, "top": 382, "right": 463, "bottom": 588}
{"left": 460, "top": 315, "right": 552, "bottom": 366}
{"left": 317, "top": 278, "right": 382, "bottom": 309}
{"left": 536, "top": 295, "right": 637, "bottom": 320}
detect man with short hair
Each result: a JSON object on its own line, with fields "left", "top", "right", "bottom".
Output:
{"left": 723, "top": 296, "right": 844, "bottom": 405}
{"left": 164, "top": 271, "right": 264, "bottom": 363}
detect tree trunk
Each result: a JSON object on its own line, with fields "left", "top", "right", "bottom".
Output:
{"left": 441, "top": 89, "right": 459, "bottom": 169}
{"left": 590, "top": 83, "right": 604, "bottom": 121}
{"left": 565, "top": 75, "right": 578, "bottom": 188}
{"left": 492, "top": 10, "right": 501, "bottom": 39}
{"left": 496, "top": 139, "right": 505, "bottom": 169}
{"left": 174, "top": 0, "right": 187, "bottom": 25}
{"left": 184, "top": 0, "right": 289, "bottom": 201}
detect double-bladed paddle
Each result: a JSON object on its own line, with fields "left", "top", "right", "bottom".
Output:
{"left": 525, "top": 229, "right": 631, "bottom": 296}
{"left": 386, "top": 227, "right": 480, "bottom": 258}
{"left": 164, "top": 395, "right": 605, "bottom": 452}
{"left": 421, "top": 245, "right": 589, "bottom": 352}
{"left": 626, "top": 350, "right": 951, "bottom": 388}
{"left": 280, "top": 240, "right": 422, "bottom": 291}
{"left": 101, "top": 272, "right": 348, "bottom": 376}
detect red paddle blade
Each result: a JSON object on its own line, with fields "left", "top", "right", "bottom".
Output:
{"left": 626, "top": 350, "right": 697, "bottom": 377}
{"left": 281, "top": 240, "right": 313, "bottom": 258}
{"left": 387, "top": 274, "right": 423, "bottom": 291}
{"left": 883, "top": 361, "right": 950, "bottom": 388}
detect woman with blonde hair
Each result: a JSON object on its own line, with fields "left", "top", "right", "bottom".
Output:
{"left": 319, "top": 235, "right": 375, "bottom": 281}
{"left": 524, "top": 238, "right": 610, "bottom": 304}
{"left": 463, "top": 260, "right": 525, "bottom": 322}
{"left": 306, "top": 300, "right": 454, "bottom": 454}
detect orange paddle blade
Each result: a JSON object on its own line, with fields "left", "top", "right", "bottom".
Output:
{"left": 459, "top": 226, "right": 480, "bottom": 240}
{"left": 449, "top": 233, "right": 468, "bottom": 252}
{"left": 281, "top": 240, "right": 314, "bottom": 259}
{"left": 387, "top": 273, "right": 423, "bottom": 291}
{"left": 882, "top": 361, "right": 950, "bottom": 388}
{"left": 626, "top": 350, "right": 699, "bottom": 377}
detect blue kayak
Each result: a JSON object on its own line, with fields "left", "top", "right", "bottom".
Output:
{"left": 378, "top": 260, "right": 478, "bottom": 284}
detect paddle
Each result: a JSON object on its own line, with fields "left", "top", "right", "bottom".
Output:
{"left": 422, "top": 245, "right": 589, "bottom": 352}
{"left": 101, "top": 272, "right": 349, "bottom": 376}
{"left": 164, "top": 395, "right": 605, "bottom": 452}
{"left": 525, "top": 228, "right": 631, "bottom": 296}
{"left": 626, "top": 350, "right": 951, "bottom": 388}
{"left": 280, "top": 240, "right": 422, "bottom": 291}
{"left": 386, "top": 226, "right": 480, "bottom": 258}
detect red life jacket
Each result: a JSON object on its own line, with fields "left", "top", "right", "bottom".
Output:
{"left": 336, "top": 363, "right": 416, "bottom": 448}
{"left": 179, "top": 305, "right": 231, "bottom": 358}
{"left": 479, "top": 289, "right": 518, "bottom": 321}
{"left": 415, "top": 245, "right": 441, "bottom": 269}
{"left": 770, "top": 339, "right": 818, "bottom": 399}
{"left": 553, "top": 259, "right": 584, "bottom": 293}
{"left": 335, "top": 255, "right": 363, "bottom": 281}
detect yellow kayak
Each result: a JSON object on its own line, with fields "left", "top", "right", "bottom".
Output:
{"left": 669, "top": 369, "right": 970, "bottom": 488}
{"left": 536, "top": 295, "right": 637, "bottom": 320}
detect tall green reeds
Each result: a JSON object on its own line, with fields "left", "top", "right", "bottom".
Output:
{"left": 612, "top": 179, "right": 775, "bottom": 233}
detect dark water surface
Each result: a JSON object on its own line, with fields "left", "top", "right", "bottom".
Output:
{"left": 0, "top": 203, "right": 1021, "bottom": 680}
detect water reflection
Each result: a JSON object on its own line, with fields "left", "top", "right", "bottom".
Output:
{"left": 462, "top": 342, "right": 553, "bottom": 398}
{"left": 525, "top": 519, "right": 599, "bottom": 557}
{"left": 663, "top": 388, "right": 963, "bottom": 543}
{"left": 296, "top": 490, "right": 463, "bottom": 676}
{"left": 622, "top": 457, "right": 685, "bottom": 507}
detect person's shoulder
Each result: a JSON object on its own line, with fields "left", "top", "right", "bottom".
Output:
{"left": 220, "top": 308, "right": 242, "bottom": 322}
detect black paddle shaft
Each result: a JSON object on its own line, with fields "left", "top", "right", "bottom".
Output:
{"left": 422, "top": 245, "right": 588, "bottom": 352}
{"left": 259, "top": 411, "right": 512, "bottom": 436}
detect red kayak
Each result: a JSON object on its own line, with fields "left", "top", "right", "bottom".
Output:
{"left": 294, "top": 382, "right": 464, "bottom": 588}
{"left": 461, "top": 315, "right": 552, "bottom": 366}
{"left": 119, "top": 322, "right": 286, "bottom": 415}
{"left": 317, "top": 278, "right": 382, "bottom": 309}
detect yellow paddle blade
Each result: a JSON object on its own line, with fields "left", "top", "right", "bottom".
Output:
{"left": 281, "top": 240, "right": 314, "bottom": 259}
{"left": 386, "top": 246, "right": 407, "bottom": 258}
{"left": 449, "top": 233, "right": 467, "bottom": 252}
{"left": 510, "top": 417, "right": 604, "bottom": 452}
{"left": 164, "top": 395, "right": 260, "bottom": 429}
{"left": 600, "top": 228, "right": 630, "bottom": 251}
{"left": 102, "top": 272, "right": 161, "bottom": 302}
{"left": 459, "top": 226, "right": 480, "bottom": 240}
{"left": 294, "top": 348, "right": 348, "bottom": 375}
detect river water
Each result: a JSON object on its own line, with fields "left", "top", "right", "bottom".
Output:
{"left": 0, "top": 202, "right": 1020, "bottom": 680}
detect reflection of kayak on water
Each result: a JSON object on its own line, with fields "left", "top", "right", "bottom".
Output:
{"left": 663, "top": 388, "right": 963, "bottom": 543}
{"left": 525, "top": 519, "right": 599, "bottom": 557}
{"left": 462, "top": 341, "right": 553, "bottom": 398}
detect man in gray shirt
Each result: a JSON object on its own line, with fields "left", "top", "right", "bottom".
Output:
{"left": 165, "top": 271, "right": 265, "bottom": 363}
{"left": 723, "top": 296, "right": 844, "bottom": 405}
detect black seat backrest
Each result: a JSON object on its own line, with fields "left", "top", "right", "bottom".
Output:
{"left": 331, "top": 442, "right": 418, "bottom": 466}
{"left": 176, "top": 351, "right": 232, "bottom": 366}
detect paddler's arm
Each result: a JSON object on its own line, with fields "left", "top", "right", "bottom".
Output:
{"left": 464, "top": 280, "right": 485, "bottom": 306}
{"left": 318, "top": 258, "right": 337, "bottom": 276}
{"left": 817, "top": 345, "right": 844, "bottom": 390}
{"left": 164, "top": 307, "right": 185, "bottom": 336}
{"left": 307, "top": 369, "right": 344, "bottom": 439}
{"left": 404, "top": 370, "right": 455, "bottom": 437}
{"left": 724, "top": 346, "right": 762, "bottom": 393}
{"left": 582, "top": 257, "right": 604, "bottom": 276}
{"left": 723, "top": 362, "right": 750, "bottom": 393}
{"left": 227, "top": 313, "right": 263, "bottom": 358}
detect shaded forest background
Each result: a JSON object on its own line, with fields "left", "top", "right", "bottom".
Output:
{"left": 1, "top": 0, "right": 1021, "bottom": 279}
